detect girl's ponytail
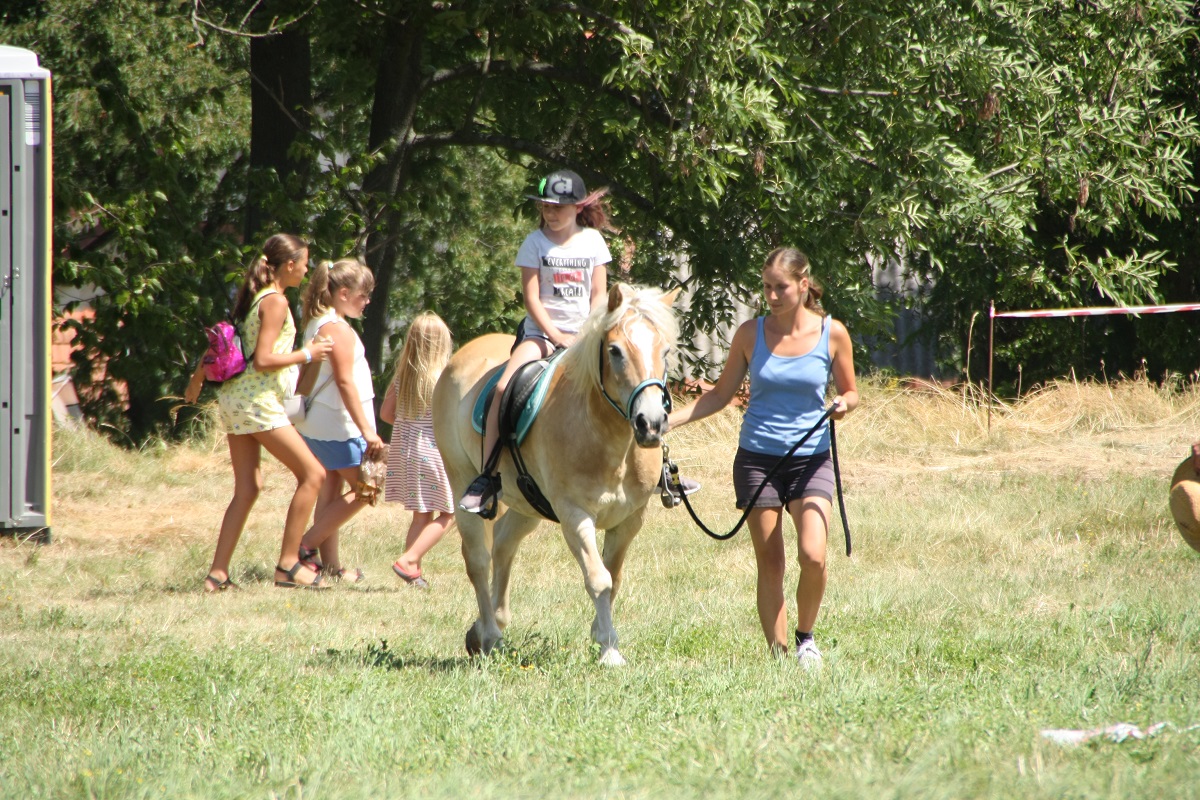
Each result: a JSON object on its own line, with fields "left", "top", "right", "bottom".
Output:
{"left": 302, "top": 258, "right": 375, "bottom": 329}
{"left": 576, "top": 188, "right": 613, "bottom": 232}
{"left": 231, "top": 233, "right": 308, "bottom": 322}
{"left": 301, "top": 260, "right": 333, "bottom": 329}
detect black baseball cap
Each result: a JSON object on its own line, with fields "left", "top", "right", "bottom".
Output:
{"left": 527, "top": 169, "right": 587, "bottom": 205}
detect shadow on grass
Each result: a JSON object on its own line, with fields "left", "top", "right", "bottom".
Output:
{"left": 318, "top": 631, "right": 567, "bottom": 674}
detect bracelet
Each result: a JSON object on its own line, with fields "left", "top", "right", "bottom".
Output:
{"left": 302, "top": 347, "right": 312, "bottom": 364}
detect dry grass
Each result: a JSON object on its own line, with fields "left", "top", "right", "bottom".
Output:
{"left": 5, "top": 376, "right": 1199, "bottom": 799}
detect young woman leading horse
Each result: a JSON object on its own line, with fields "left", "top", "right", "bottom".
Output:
{"left": 434, "top": 284, "right": 680, "bottom": 666}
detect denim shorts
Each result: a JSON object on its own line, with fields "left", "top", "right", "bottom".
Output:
{"left": 302, "top": 435, "right": 367, "bottom": 471}
{"left": 733, "top": 447, "right": 834, "bottom": 509}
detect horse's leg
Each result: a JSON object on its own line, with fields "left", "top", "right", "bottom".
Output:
{"left": 559, "top": 512, "right": 624, "bottom": 666}
{"left": 602, "top": 507, "right": 646, "bottom": 605}
{"left": 457, "top": 510, "right": 502, "bottom": 656}
{"left": 491, "top": 511, "right": 541, "bottom": 631}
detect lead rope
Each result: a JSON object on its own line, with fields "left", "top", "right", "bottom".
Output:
{"left": 665, "top": 406, "right": 852, "bottom": 555}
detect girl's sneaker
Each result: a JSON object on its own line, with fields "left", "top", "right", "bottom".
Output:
{"left": 795, "top": 639, "right": 823, "bottom": 670}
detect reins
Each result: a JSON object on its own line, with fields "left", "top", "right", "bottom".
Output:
{"left": 663, "top": 406, "right": 853, "bottom": 556}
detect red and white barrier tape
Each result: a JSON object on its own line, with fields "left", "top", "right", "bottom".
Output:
{"left": 992, "top": 302, "right": 1200, "bottom": 319}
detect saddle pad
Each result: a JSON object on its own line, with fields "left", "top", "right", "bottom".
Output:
{"left": 470, "top": 350, "right": 564, "bottom": 445}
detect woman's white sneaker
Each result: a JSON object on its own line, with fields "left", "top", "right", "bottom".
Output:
{"left": 795, "top": 639, "right": 823, "bottom": 670}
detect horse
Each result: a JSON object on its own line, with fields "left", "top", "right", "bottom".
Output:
{"left": 433, "top": 284, "right": 680, "bottom": 666}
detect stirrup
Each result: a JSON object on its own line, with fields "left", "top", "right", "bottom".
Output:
{"left": 460, "top": 473, "right": 502, "bottom": 518}
{"left": 660, "top": 461, "right": 683, "bottom": 508}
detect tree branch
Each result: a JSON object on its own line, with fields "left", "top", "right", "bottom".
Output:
{"left": 983, "top": 162, "right": 1021, "bottom": 181}
{"left": 795, "top": 83, "right": 902, "bottom": 98}
{"left": 190, "top": 0, "right": 319, "bottom": 47}
{"left": 802, "top": 112, "right": 879, "bottom": 168}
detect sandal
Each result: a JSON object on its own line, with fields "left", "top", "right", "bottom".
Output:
{"left": 203, "top": 574, "right": 237, "bottom": 593}
{"left": 330, "top": 567, "right": 365, "bottom": 584}
{"left": 274, "top": 562, "right": 327, "bottom": 590}
{"left": 298, "top": 545, "right": 324, "bottom": 572}
{"left": 393, "top": 562, "right": 430, "bottom": 589}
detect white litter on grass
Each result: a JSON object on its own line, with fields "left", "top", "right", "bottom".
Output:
{"left": 1041, "top": 722, "right": 1172, "bottom": 745}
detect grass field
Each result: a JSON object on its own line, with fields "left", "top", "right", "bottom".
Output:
{"left": 2, "top": 377, "right": 1199, "bottom": 799}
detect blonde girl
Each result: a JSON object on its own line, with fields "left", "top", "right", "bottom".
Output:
{"left": 459, "top": 168, "right": 612, "bottom": 515}
{"left": 668, "top": 247, "right": 859, "bottom": 666}
{"left": 379, "top": 312, "right": 456, "bottom": 587}
{"left": 185, "top": 233, "right": 334, "bottom": 591}
{"left": 294, "top": 259, "right": 385, "bottom": 581}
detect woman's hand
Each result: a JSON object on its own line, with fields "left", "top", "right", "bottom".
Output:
{"left": 829, "top": 390, "right": 859, "bottom": 421}
{"left": 305, "top": 334, "right": 334, "bottom": 363}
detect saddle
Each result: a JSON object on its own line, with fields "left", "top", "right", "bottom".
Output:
{"left": 471, "top": 349, "right": 563, "bottom": 445}
{"left": 471, "top": 350, "right": 566, "bottom": 522}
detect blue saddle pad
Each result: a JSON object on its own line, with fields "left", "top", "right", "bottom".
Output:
{"left": 470, "top": 351, "right": 564, "bottom": 445}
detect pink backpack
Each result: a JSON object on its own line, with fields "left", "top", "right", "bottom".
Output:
{"left": 201, "top": 320, "right": 248, "bottom": 383}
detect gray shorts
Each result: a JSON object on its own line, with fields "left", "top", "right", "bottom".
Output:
{"left": 733, "top": 447, "right": 834, "bottom": 509}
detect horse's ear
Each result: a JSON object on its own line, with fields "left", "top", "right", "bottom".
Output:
{"left": 660, "top": 287, "right": 682, "bottom": 307}
{"left": 608, "top": 283, "right": 632, "bottom": 312}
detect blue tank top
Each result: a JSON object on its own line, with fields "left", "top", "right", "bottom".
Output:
{"left": 738, "top": 316, "right": 832, "bottom": 457}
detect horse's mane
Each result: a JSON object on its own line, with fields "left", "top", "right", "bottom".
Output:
{"left": 558, "top": 284, "right": 680, "bottom": 400}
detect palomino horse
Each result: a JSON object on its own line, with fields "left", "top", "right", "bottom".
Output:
{"left": 433, "top": 284, "right": 680, "bottom": 665}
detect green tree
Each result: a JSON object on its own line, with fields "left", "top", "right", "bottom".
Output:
{"left": 9, "top": 0, "right": 1199, "bottom": 441}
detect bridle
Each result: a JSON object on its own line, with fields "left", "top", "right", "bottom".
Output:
{"left": 597, "top": 336, "right": 672, "bottom": 422}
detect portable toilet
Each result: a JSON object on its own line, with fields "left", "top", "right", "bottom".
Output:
{"left": 0, "top": 46, "right": 52, "bottom": 542}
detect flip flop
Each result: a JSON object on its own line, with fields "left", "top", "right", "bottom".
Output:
{"left": 392, "top": 562, "right": 429, "bottom": 589}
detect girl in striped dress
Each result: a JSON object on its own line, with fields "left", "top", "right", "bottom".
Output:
{"left": 380, "top": 312, "right": 456, "bottom": 588}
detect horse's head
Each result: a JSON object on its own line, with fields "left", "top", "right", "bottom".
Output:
{"left": 565, "top": 283, "right": 680, "bottom": 448}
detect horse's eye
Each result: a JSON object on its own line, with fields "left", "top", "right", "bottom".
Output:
{"left": 608, "top": 344, "right": 623, "bottom": 360}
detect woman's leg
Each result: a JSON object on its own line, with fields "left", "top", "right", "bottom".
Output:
{"left": 789, "top": 497, "right": 831, "bottom": 635}
{"left": 206, "top": 434, "right": 262, "bottom": 588}
{"left": 256, "top": 425, "right": 326, "bottom": 586}
{"left": 301, "top": 466, "right": 367, "bottom": 562}
{"left": 747, "top": 506, "right": 788, "bottom": 654}
{"left": 394, "top": 510, "right": 455, "bottom": 576}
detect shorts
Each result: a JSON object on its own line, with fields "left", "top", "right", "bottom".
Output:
{"left": 512, "top": 318, "right": 565, "bottom": 354}
{"left": 302, "top": 435, "right": 367, "bottom": 471}
{"left": 733, "top": 447, "right": 834, "bottom": 509}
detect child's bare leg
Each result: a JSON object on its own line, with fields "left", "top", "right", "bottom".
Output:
{"left": 302, "top": 467, "right": 366, "bottom": 567}
{"left": 257, "top": 426, "right": 326, "bottom": 586}
{"left": 394, "top": 511, "right": 455, "bottom": 575}
{"left": 310, "top": 472, "right": 344, "bottom": 567}
{"left": 207, "top": 434, "right": 262, "bottom": 586}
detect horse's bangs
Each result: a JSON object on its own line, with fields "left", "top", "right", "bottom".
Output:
{"left": 559, "top": 286, "right": 679, "bottom": 398}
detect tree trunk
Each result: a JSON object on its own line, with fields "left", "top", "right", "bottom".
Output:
{"left": 245, "top": 27, "right": 312, "bottom": 241}
{"left": 360, "top": 13, "right": 430, "bottom": 370}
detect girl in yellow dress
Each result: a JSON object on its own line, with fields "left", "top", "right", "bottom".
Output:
{"left": 186, "top": 233, "right": 334, "bottom": 591}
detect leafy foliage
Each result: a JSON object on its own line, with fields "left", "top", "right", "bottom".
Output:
{"left": 5, "top": 0, "right": 1199, "bottom": 440}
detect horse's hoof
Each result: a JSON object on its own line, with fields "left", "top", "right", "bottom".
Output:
{"left": 465, "top": 626, "right": 483, "bottom": 656}
{"left": 599, "top": 648, "right": 627, "bottom": 667}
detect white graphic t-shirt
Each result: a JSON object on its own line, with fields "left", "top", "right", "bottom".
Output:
{"left": 515, "top": 227, "right": 612, "bottom": 337}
